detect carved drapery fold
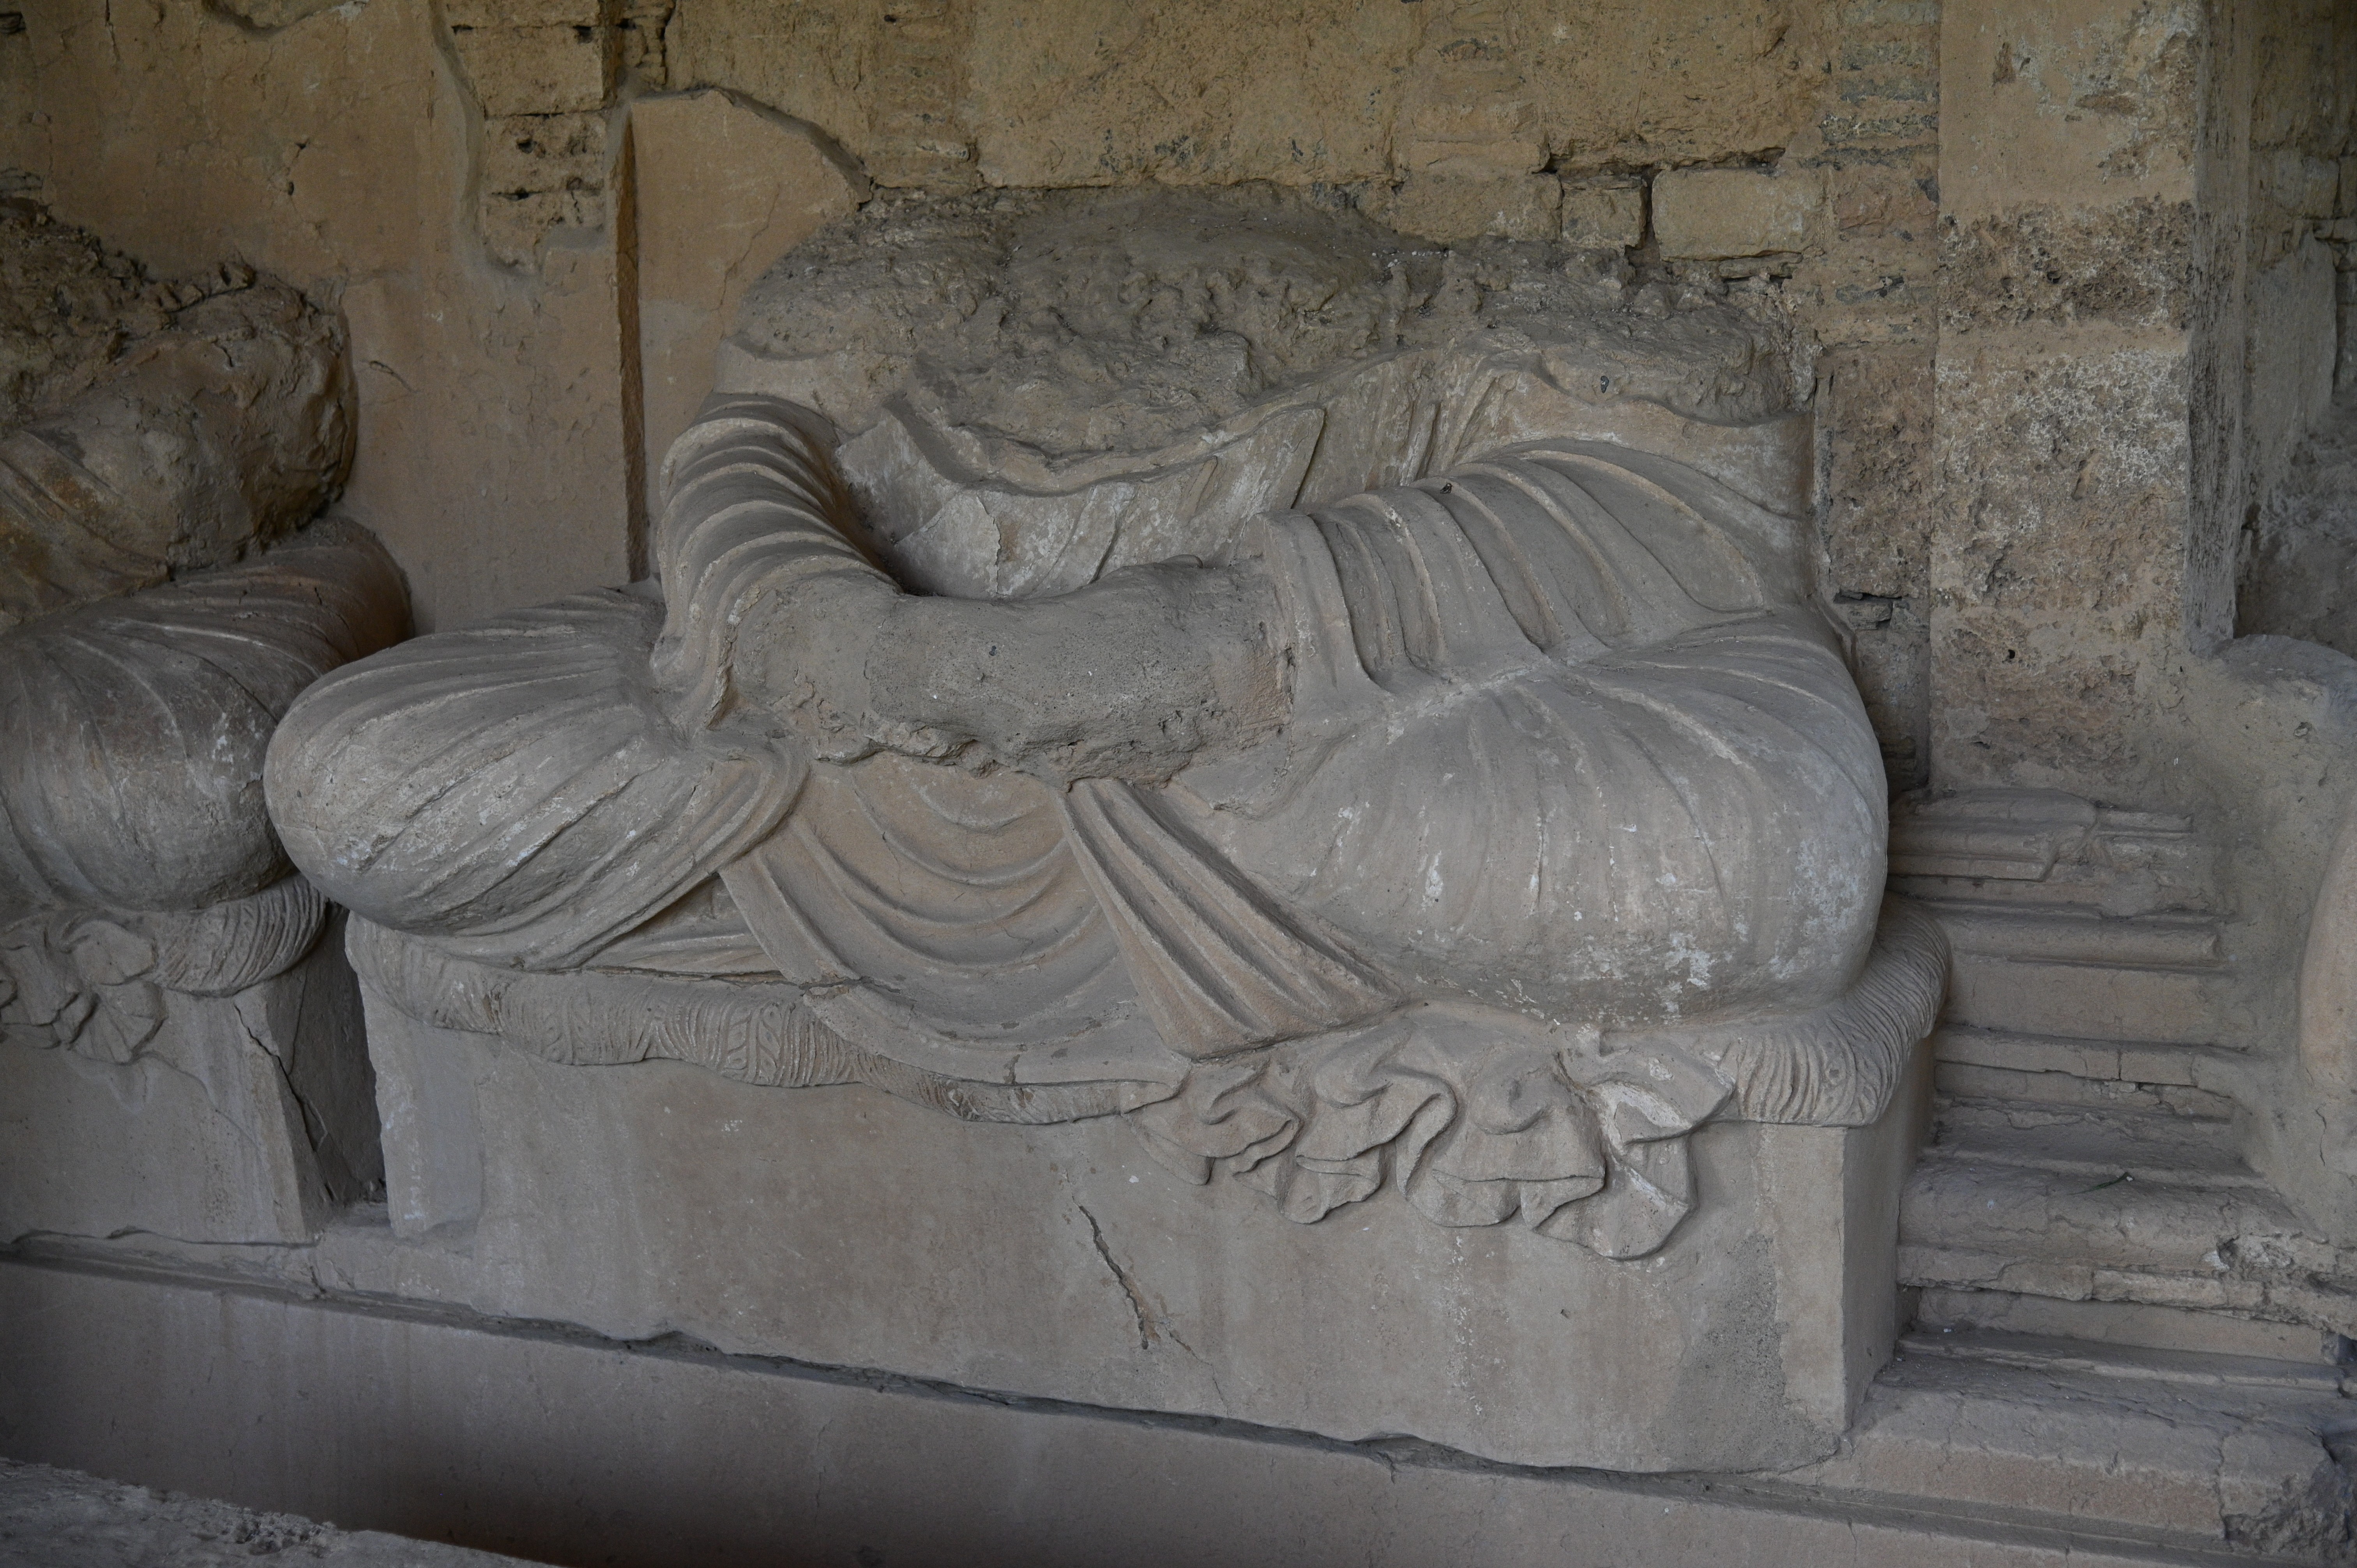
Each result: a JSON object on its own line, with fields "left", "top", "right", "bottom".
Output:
{"left": 274, "top": 354, "right": 1930, "bottom": 1257}
{"left": 0, "top": 524, "right": 408, "bottom": 1061}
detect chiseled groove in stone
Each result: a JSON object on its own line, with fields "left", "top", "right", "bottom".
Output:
{"left": 0, "top": 1248, "right": 2322, "bottom": 1568}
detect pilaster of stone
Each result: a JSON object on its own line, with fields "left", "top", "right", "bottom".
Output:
{"left": 1792, "top": 0, "right": 1945, "bottom": 793}
{"left": 1929, "top": 0, "right": 2203, "bottom": 790}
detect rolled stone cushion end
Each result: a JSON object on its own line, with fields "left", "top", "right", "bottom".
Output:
{"left": 265, "top": 586, "right": 802, "bottom": 974}
{"left": 2, "top": 521, "right": 407, "bottom": 919}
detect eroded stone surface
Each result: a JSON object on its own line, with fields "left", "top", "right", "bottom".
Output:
{"left": 270, "top": 189, "right": 1934, "bottom": 1275}
{"left": 2242, "top": 396, "right": 2357, "bottom": 657}
{"left": 0, "top": 1457, "right": 531, "bottom": 1567}
{"left": 0, "top": 204, "right": 161, "bottom": 430}
{"left": 3, "top": 1253, "right": 2339, "bottom": 1566}
{"left": 1654, "top": 166, "right": 1826, "bottom": 260}
{"left": 0, "top": 211, "right": 403, "bottom": 1247}
{"left": 316, "top": 1000, "right": 1920, "bottom": 1473}
{"left": 727, "top": 184, "right": 1809, "bottom": 456}
{"left": 0, "top": 211, "right": 354, "bottom": 630}
{"left": 668, "top": 0, "right": 1817, "bottom": 193}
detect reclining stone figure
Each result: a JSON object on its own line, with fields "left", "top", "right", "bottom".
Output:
{"left": 269, "top": 191, "right": 1942, "bottom": 1257}
{"left": 0, "top": 210, "right": 406, "bottom": 1232}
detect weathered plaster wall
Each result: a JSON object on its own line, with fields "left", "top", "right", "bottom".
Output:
{"left": 28, "top": 0, "right": 2340, "bottom": 809}
{"left": 1923, "top": 0, "right": 2353, "bottom": 795}
{"left": 2226, "top": 0, "right": 2357, "bottom": 640}
{"left": 1928, "top": 0, "right": 2203, "bottom": 791}
{"left": 0, "top": 0, "right": 1956, "bottom": 779}
{"left": 666, "top": 0, "right": 1817, "bottom": 194}
{"left": 0, "top": 0, "right": 638, "bottom": 633}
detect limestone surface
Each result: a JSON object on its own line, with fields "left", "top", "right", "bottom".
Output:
{"left": 269, "top": 189, "right": 1936, "bottom": 1294}
{"left": 2242, "top": 396, "right": 2357, "bottom": 659}
{"left": 0, "top": 1458, "right": 532, "bottom": 1567}
{"left": 0, "top": 212, "right": 406, "bottom": 1246}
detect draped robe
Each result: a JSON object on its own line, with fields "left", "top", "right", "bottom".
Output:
{"left": 270, "top": 340, "right": 1926, "bottom": 1255}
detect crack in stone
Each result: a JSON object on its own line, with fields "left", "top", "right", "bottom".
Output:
{"left": 1076, "top": 1202, "right": 1157, "bottom": 1352}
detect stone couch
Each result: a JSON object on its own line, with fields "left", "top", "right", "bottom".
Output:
{"left": 268, "top": 189, "right": 1944, "bottom": 1470}
{"left": 0, "top": 226, "right": 407, "bottom": 1245}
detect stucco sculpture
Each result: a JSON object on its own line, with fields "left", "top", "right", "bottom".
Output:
{"left": 0, "top": 208, "right": 408, "bottom": 1240}
{"left": 271, "top": 187, "right": 1943, "bottom": 1257}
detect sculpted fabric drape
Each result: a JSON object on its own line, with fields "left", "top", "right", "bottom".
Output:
{"left": 274, "top": 394, "right": 1882, "bottom": 1070}
{"left": 2, "top": 524, "right": 404, "bottom": 918}
{"left": 269, "top": 348, "right": 1928, "bottom": 1257}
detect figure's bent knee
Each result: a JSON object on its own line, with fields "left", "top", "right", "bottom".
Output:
{"left": 266, "top": 590, "right": 772, "bottom": 957}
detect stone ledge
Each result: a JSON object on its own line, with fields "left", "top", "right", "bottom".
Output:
{"left": 0, "top": 1254, "right": 2316, "bottom": 1568}
{"left": 334, "top": 982, "right": 1924, "bottom": 1473}
{"left": 0, "top": 1457, "right": 531, "bottom": 1567}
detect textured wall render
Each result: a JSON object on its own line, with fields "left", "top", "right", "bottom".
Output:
{"left": 0, "top": 0, "right": 1962, "bottom": 758}
{"left": 667, "top": 0, "right": 1819, "bottom": 193}
{"left": 0, "top": 0, "right": 634, "bottom": 633}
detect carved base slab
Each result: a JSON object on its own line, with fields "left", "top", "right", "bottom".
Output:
{"left": 0, "top": 924, "right": 378, "bottom": 1246}
{"left": 354, "top": 982, "right": 1928, "bottom": 1472}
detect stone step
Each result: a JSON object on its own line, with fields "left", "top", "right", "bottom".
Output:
{"left": 1932, "top": 1022, "right": 2241, "bottom": 1117}
{"left": 1932, "top": 1024, "right": 2244, "bottom": 1083}
{"left": 1926, "top": 1097, "right": 2261, "bottom": 1186}
{"left": 1945, "top": 949, "right": 2233, "bottom": 1044}
{"left": 1784, "top": 1328, "right": 2357, "bottom": 1554}
{"left": 1914, "top": 1287, "right": 2353, "bottom": 1366}
{"left": 1889, "top": 789, "right": 2215, "bottom": 913}
{"left": 1930, "top": 901, "right": 2226, "bottom": 966}
{"left": 1889, "top": 788, "right": 2120, "bottom": 879}
{"left": 1893, "top": 864, "right": 2209, "bottom": 913}
{"left": 1900, "top": 1147, "right": 2357, "bottom": 1337}
{"left": 1899, "top": 1325, "right": 2349, "bottom": 1396}
{"left": 1899, "top": 1096, "right": 2357, "bottom": 1347}
{"left": 1935, "top": 1059, "right": 2240, "bottom": 1118}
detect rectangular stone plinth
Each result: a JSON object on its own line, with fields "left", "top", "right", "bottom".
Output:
{"left": 0, "top": 930, "right": 378, "bottom": 1247}
{"left": 341, "top": 986, "right": 1925, "bottom": 1473}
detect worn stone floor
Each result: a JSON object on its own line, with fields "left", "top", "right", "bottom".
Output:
{"left": 0, "top": 1459, "right": 535, "bottom": 1567}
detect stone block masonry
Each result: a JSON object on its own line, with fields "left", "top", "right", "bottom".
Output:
{"left": 1655, "top": 165, "right": 1828, "bottom": 259}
